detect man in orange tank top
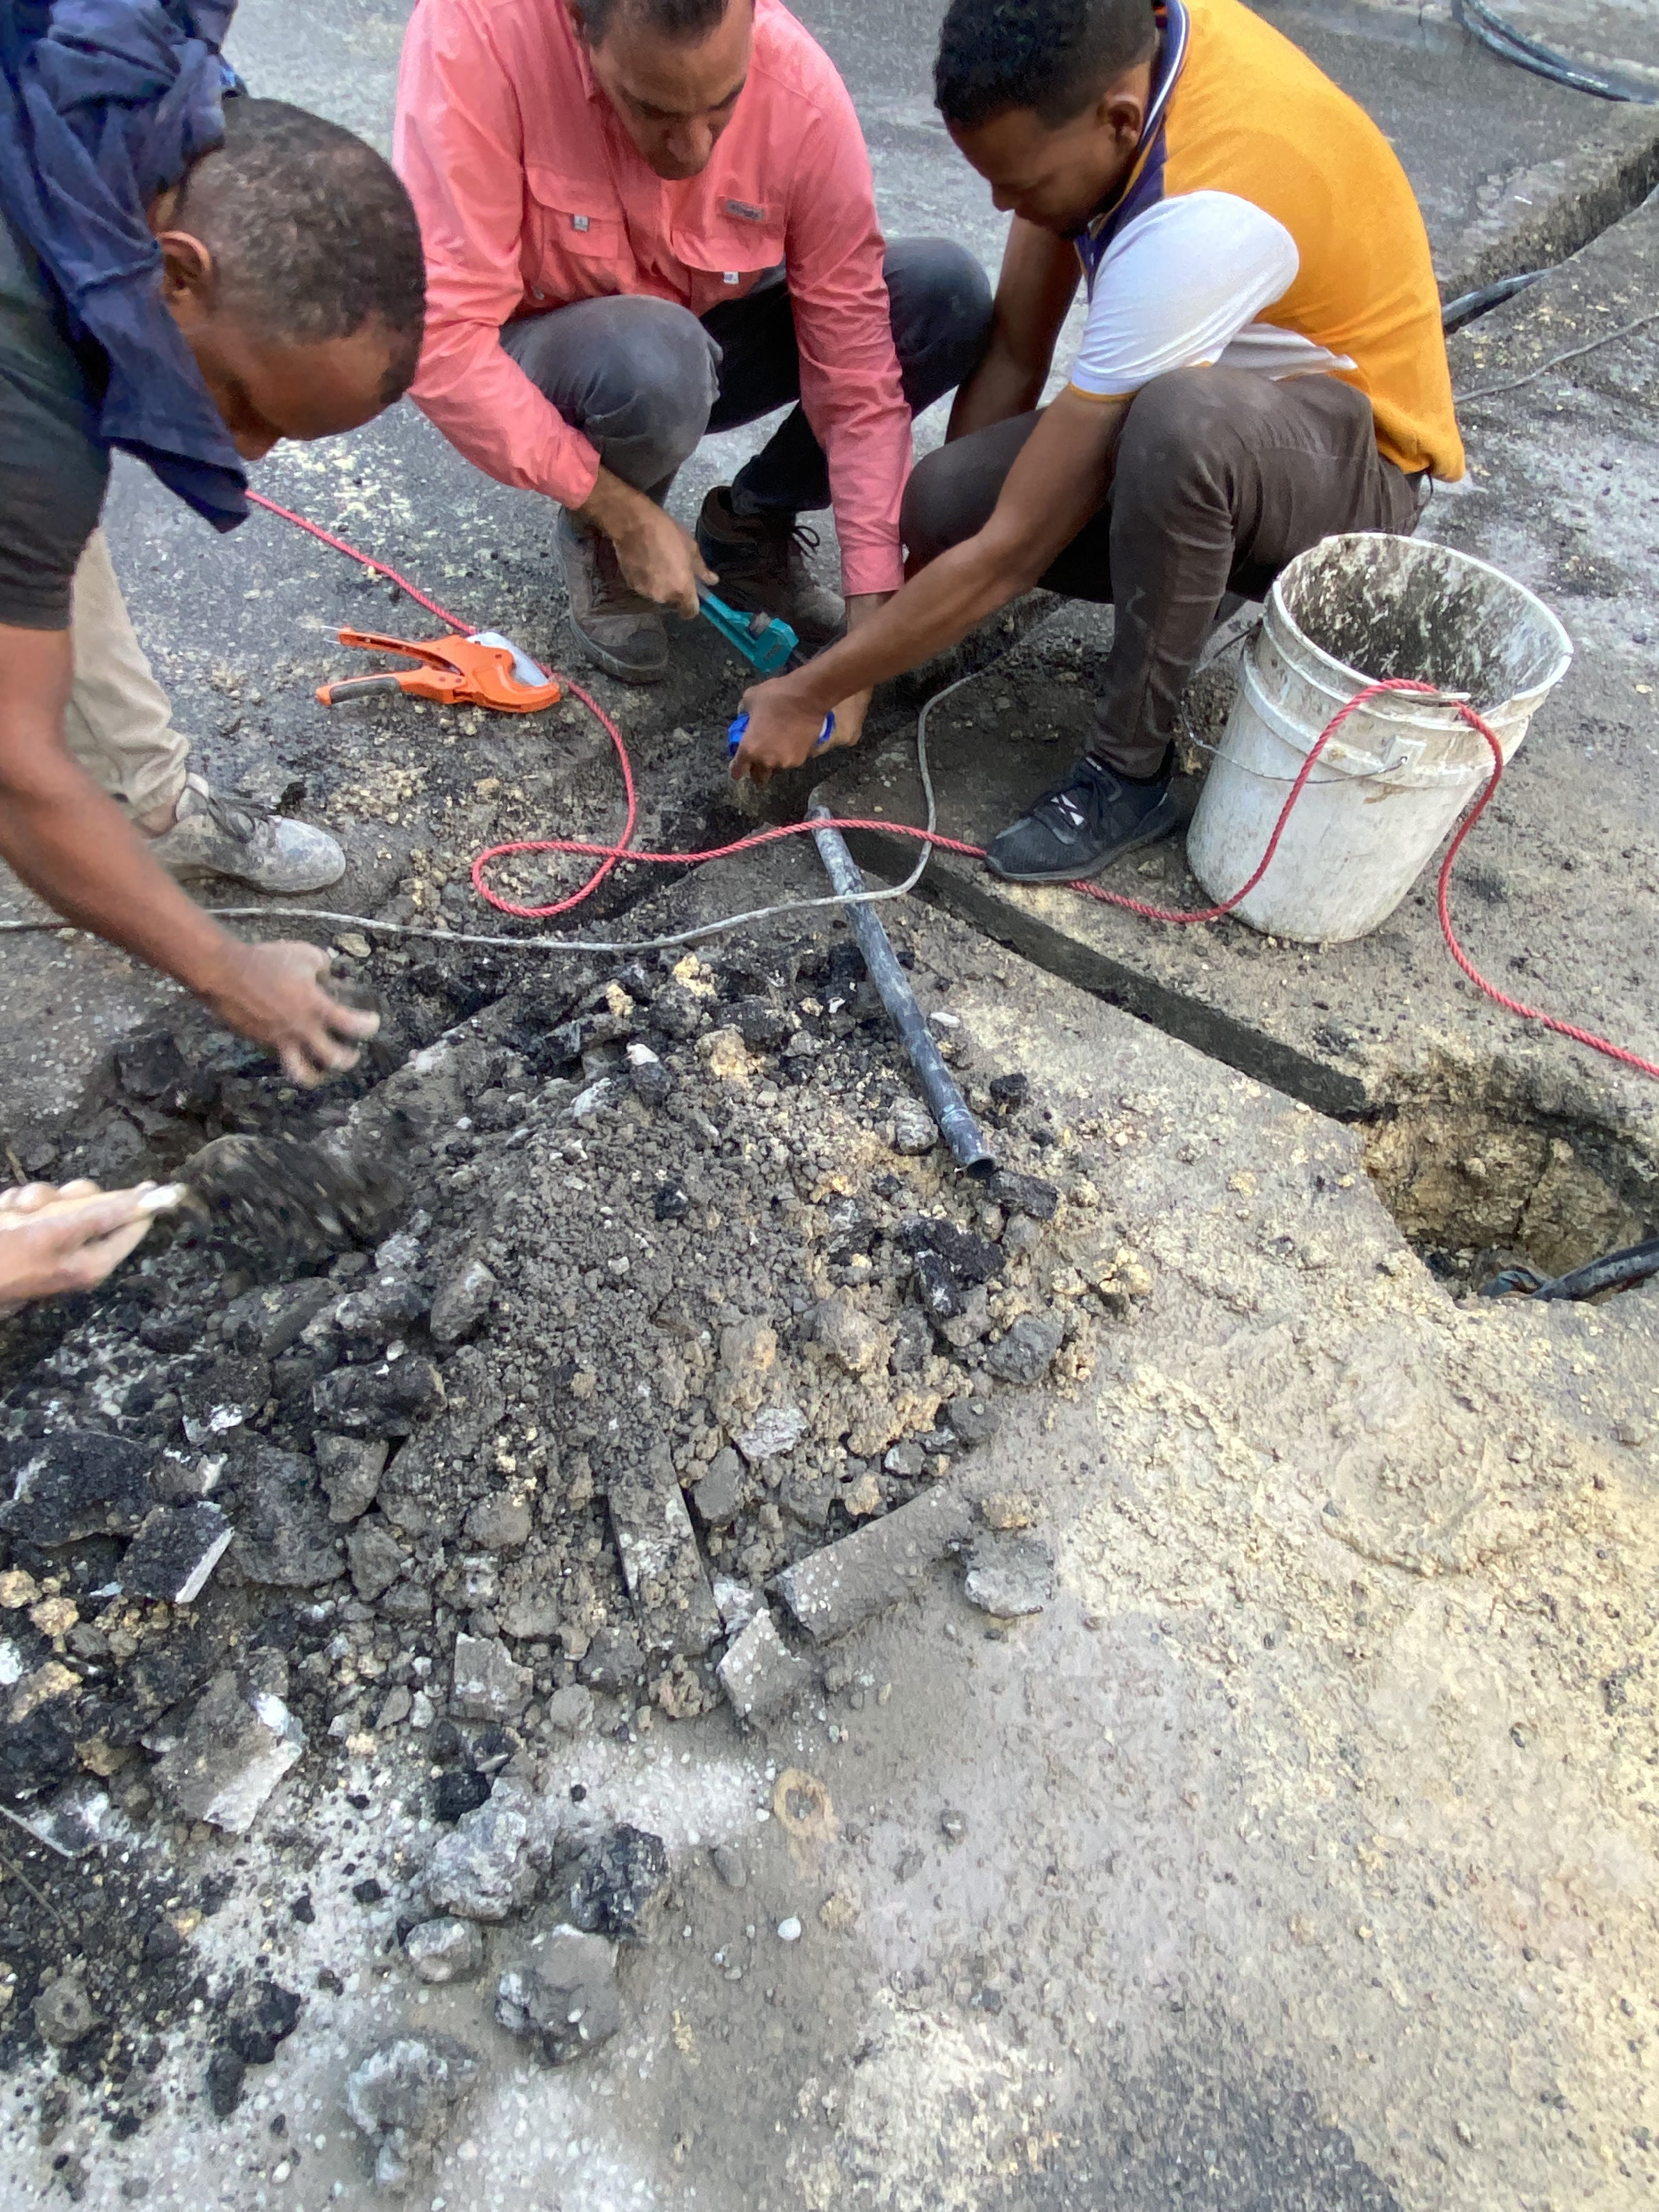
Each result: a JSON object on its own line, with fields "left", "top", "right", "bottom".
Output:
{"left": 729, "top": 0, "right": 1464, "bottom": 886}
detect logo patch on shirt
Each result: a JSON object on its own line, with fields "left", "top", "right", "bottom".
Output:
{"left": 724, "top": 198, "right": 768, "bottom": 222}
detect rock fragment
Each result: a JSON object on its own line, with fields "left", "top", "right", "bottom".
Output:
{"left": 495, "top": 1930, "right": 621, "bottom": 2065}
{"left": 450, "top": 1632, "right": 532, "bottom": 1722}
{"left": 226, "top": 1980, "right": 302, "bottom": 2066}
{"left": 404, "top": 1917, "right": 485, "bottom": 1985}
{"left": 985, "top": 1311, "right": 1065, "bottom": 1386}
{"left": 962, "top": 1533, "right": 1055, "bottom": 1618}
{"left": 312, "top": 1354, "right": 444, "bottom": 1439}
{"left": 718, "top": 1608, "right": 810, "bottom": 1721}
{"left": 988, "top": 1168, "right": 1059, "bottom": 1220}
{"left": 564, "top": 1824, "right": 669, "bottom": 1943}
{"left": 348, "top": 1518, "right": 408, "bottom": 1602}
{"left": 544, "top": 1684, "right": 594, "bottom": 1737}
{"left": 462, "top": 1492, "right": 532, "bottom": 1550}
{"left": 314, "top": 1434, "right": 387, "bottom": 1523}
{"left": 430, "top": 1260, "right": 498, "bottom": 1347}
{"left": 734, "top": 1404, "right": 807, "bottom": 1465}
{"left": 888, "top": 1097, "right": 938, "bottom": 1155}
{"left": 345, "top": 2033, "right": 482, "bottom": 2192}
{"left": 229, "top": 1443, "right": 343, "bottom": 1588}
{"left": 424, "top": 1779, "right": 552, "bottom": 1922}
{"left": 1, "top": 1431, "right": 152, "bottom": 1545}
{"left": 206, "top": 2048, "right": 245, "bottom": 2118}
{"left": 711, "top": 1843, "right": 746, "bottom": 1889}
{"left": 608, "top": 1445, "right": 721, "bottom": 1657}
{"left": 120, "top": 1502, "right": 232, "bottom": 1604}
{"left": 33, "top": 1975, "right": 97, "bottom": 2046}
{"left": 690, "top": 1446, "right": 744, "bottom": 1529}
{"left": 775, "top": 1485, "right": 974, "bottom": 1642}
{"left": 153, "top": 1662, "right": 304, "bottom": 1835}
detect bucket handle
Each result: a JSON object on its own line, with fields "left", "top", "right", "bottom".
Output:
{"left": 1243, "top": 659, "right": 1491, "bottom": 787}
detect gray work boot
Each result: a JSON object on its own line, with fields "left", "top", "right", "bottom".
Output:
{"left": 557, "top": 511, "right": 669, "bottom": 684}
{"left": 144, "top": 772, "right": 345, "bottom": 893}
{"left": 695, "top": 487, "right": 845, "bottom": 645}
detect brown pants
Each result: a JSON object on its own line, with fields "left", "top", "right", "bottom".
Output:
{"left": 67, "top": 529, "right": 190, "bottom": 820}
{"left": 900, "top": 367, "right": 1424, "bottom": 777}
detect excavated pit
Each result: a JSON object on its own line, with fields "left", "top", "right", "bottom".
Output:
{"left": 1361, "top": 1098, "right": 1655, "bottom": 1288}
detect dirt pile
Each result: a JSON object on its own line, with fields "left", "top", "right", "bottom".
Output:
{"left": 0, "top": 915, "right": 1155, "bottom": 2167}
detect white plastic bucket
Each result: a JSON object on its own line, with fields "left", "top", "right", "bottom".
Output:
{"left": 1185, "top": 534, "right": 1573, "bottom": 943}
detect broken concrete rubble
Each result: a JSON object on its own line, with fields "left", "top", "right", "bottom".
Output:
{"left": 345, "top": 2033, "right": 482, "bottom": 2192}
{"left": 429, "top": 1257, "right": 498, "bottom": 1345}
{"left": 314, "top": 1432, "right": 387, "bottom": 1523}
{"left": 718, "top": 1607, "right": 811, "bottom": 1721}
{"left": 962, "top": 1532, "right": 1055, "bottom": 1618}
{"left": 775, "top": 1485, "right": 976, "bottom": 1642}
{"left": 607, "top": 1444, "right": 722, "bottom": 1658}
{"left": 495, "top": 1930, "right": 622, "bottom": 2066}
{"left": 0, "top": 1431, "right": 152, "bottom": 1545}
{"left": 449, "top": 1631, "right": 532, "bottom": 1721}
{"left": 404, "top": 1916, "right": 485, "bottom": 1984}
{"left": 563, "top": 1824, "right": 670, "bottom": 1944}
{"left": 153, "top": 1661, "right": 304, "bottom": 1835}
{"left": 422, "top": 1779, "right": 553, "bottom": 1922}
{"left": 229, "top": 1442, "right": 344, "bottom": 1588}
{"left": 119, "top": 1502, "right": 232, "bottom": 1605}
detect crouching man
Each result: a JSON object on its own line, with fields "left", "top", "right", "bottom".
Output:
{"left": 394, "top": 0, "right": 993, "bottom": 732}
{"left": 730, "top": 0, "right": 1465, "bottom": 880}
{"left": 0, "top": 2, "right": 426, "bottom": 1083}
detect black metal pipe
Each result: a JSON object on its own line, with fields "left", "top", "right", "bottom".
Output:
{"left": 808, "top": 805, "right": 996, "bottom": 1177}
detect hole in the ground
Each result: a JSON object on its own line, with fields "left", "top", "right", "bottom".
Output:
{"left": 1362, "top": 1102, "right": 1655, "bottom": 1291}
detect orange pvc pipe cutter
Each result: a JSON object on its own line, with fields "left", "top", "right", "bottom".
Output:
{"left": 316, "top": 628, "right": 562, "bottom": 714}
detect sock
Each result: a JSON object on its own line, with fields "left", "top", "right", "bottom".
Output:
{"left": 1086, "top": 743, "right": 1173, "bottom": 787}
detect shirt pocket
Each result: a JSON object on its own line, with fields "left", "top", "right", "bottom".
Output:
{"left": 672, "top": 201, "right": 785, "bottom": 316}
{"left": 523, "top": 166, "right": 630, "bottom": 303}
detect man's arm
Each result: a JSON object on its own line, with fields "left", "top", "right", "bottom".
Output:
{"left": 0, "top": 626, "right": 376, "bottom": 1085}
{"left": 948, "top": 219, "right": 1080, "bottom": 443}
{"left": 732, "top": 388, "right": 1126, "bottom": 781}
{"left": 783, "top": 83, "right": 913, "bottom": 599}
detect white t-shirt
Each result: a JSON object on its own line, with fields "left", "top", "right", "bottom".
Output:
{"left": 1067, "top": 190, "right": 1355, "bottom": 402}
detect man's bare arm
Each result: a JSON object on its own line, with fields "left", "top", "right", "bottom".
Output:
{"left": 0, "top": 623, "right": 378, "bottom": 1085}
{"left": 733, "top": 389, "right": 1127, "bottom": 780}
{"left": 947, "top": 220, "right": 1081, "bottom": 443}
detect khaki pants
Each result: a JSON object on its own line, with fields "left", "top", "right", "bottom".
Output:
{"left": 65, "top": 529, "right": 190, "bottom": 821}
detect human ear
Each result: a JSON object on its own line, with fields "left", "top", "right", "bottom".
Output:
{"left": 155, "top": 230, "right": 216, "bottom": 325}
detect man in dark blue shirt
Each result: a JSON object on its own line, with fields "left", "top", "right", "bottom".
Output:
{"left": 0, "top": 6, "right": 425, "bottom": 1085}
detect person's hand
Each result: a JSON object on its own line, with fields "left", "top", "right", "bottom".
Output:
{"left": 731, "top": 674, "right": 840, "bottom": 787}
{"left": 574, "top": 473, "right": 715, "bottom": 619}
{"left": 0, "top": 1181, "right": 163, "bottom": 1309}
{"left": 202, "top": 941, "right": 380, "bottom": 1086}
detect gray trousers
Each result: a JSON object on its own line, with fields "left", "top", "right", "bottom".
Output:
{"left": 502, "top": 237, "right": 991, "bottom": 513}
{"left": 901, "top": 367, "right": 1425, "bottom": 777}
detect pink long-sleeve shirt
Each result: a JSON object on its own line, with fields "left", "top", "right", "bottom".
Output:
{"left": 393, "top": 0, "right": 911, "bottom": 596}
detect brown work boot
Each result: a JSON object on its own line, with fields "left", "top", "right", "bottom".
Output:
{"left": 556, "top": 511, "right": 669, "bottom": 684}
{"left": 696, "top": 487, "right": 845, "bottom": 645}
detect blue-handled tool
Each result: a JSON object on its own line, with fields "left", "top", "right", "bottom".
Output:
{"left": 727, "top": 709, "right": 835, "bottom": 762}
{"left": 698, "top": 584, "right": 799, "bottom": 676}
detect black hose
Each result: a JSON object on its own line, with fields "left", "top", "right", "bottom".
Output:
{"left": 1442, "top": 269, "right": 1546, "bottom": 334}
{"left": 807, "top": 806, "right": 997, "bottom": 1177}
{"left": 1451, "top": 0, "right": 1657, "bottom": 105}
{"left": 1480, "top": 1235, "right": 1659, "bottom": 1302}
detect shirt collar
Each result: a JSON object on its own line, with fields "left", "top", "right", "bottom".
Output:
{"left": 1077, "top": 0, "right": 1190, "bottom": 243}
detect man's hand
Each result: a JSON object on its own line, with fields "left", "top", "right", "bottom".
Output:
{"left": 573, "top": 469, "right": 715, "bottom": 618}
{"left": 0, "top": 1181, "right": 163, "bottom": 1309}
{"left": 202, "top": 942, "right": 381, "bottom": 1088}
{"left": 730, "top": 672, "right": 834, "bottom": 786}
{"left": 730, "top": 591, "right": 890, "bottom": 786}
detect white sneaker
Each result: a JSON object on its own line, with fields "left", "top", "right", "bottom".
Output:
{"left": 145, "top": 772, "right": 345, "bottom": 894}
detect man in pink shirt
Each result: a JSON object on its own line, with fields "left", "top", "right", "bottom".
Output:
{"left": 395, "top": 0, "right": 991, "bottom": 690}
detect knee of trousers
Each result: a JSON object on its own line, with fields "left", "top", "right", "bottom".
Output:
{"left": 900, "top": 437, "right": 982, "bottom": 567}
{"left": 1114, "top": 367, "right": 1253, "bottom": 512}
{"left": 883, "top": 237, "right": 994, "bottom": 377}
{"left": 552, "top": 296, "right": 718, "bottom": 470}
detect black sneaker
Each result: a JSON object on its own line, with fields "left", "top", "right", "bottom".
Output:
{"left": 985, "top": 754, "right": 1178, "bottom": 884}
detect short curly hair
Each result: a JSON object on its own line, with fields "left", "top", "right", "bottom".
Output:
{"left": 935, "top": 0, "right": 1157, "bottom": 130}
{"left": 578, "top": 0, "right": 734, "bottom": 45}
{"left": 176, "top": 98, "right": 426, "bottom": 403}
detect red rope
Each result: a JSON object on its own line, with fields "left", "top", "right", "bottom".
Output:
{"left": 249, "top": 495, "right": 1659, "bottom": 1083}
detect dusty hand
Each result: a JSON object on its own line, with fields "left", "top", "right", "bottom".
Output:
{"left": 609, "top": 497, "right": 716, "bottom": 619}
{"left": 205, "top": 940, "right": 380, "bottom": 1087}
{"left": 0, "top": 1182, "right": 162, "bottom": 1308}
{"left": 731, "top": 675, "right": 838, "bottom": 787}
